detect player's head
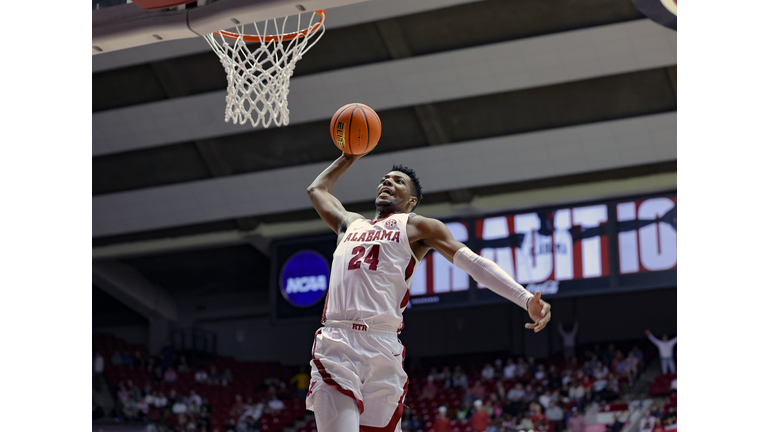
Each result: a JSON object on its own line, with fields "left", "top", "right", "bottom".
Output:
{"left": 375, "top": 164, "right": 423, "bottom": 213}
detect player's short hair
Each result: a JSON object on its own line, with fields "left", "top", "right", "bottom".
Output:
{"left": 391, "top": 164, "right": 423, "bottom": 210}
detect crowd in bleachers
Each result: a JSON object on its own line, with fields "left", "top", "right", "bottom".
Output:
{"left": 399, "top": 343, "right": 647, "bottom": 432}
{"left": 93, "top": 334, "right": 310, "bottom": 432}
{"left": 94, "top": 333, "right": 674, "bottom": 432}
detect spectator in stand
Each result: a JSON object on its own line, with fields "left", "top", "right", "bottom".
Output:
{"left": 137, "top": 397, "right": 150, "bottom": 420}
{"left": 638, "top": 410, "right": 655, "bottom": 432}
{"left": 164, "top": 367, "right": 178, "bottom": 383}
{"left": 626, "top": 352, "right": 639, "bottom": 379}
{"left": 266, "top": 395, "right": 285, "bottom": 413}
{"left": 522, "top": 384, "right": 537, "bottom": 405}
{"left": 94, "top": 352, "right": 105, "bottom": 374}
{"left": 500, "top": 413, "right": 516, "bottom": 431}
{"left": 538, "top": 390, "right": 552, "bottom": 409}
{"left": 568, "top": 382, "right": 584, "bottom": 409}
{"left": 558, "top": 321, "right": 578, "bottom": 360}
{"left": 534, "top": 364, "right": 546, "bottom": 381}
{"left": 517, "top": 412, "right": 534, "bottom": 431}
{"left": 141, "top": 381, "right": 153, "bottom": 398}
{"left": 154, "top": 392, "right": 168, "bottom": 408}
{"left": 546, "top": 401, "right": 564, "bottom": 431}
{"left": 506, "top": 382, "right": 525, "bottom": 404}
{"left": 434, "top": 406, "right": 452, "bottom": 432}
{"left": 152, "top": 365, "right": 164, "bottom": 383}
{"left": 209, "top": 365, "right": 222, "bottom": 385}
{"left": 631, "top": 345, "right": 645, "bottom": 367}
{"left": 461, "top": 388, "right": 475, "bottom": 407}
{"left": 608, "top": 412, "right": 626, "bottom": 432}
{"left": 122, "top": 351, "right": 134, "bottom": 369}
{"left": 439, "top": 366, "right": 453, "bottom": 388}
{"left": 487, "top": 394, "right": 502, "bottom": 418}
{"left": 503, "top": 358, "right": 516, "bottom": 379}
{"left": 652, "top": 417, "right": 665, "bottom": 432}
{"left": 470, "top": 380, "right": 486, "bottom": 401}
{"left": 240, "top": 399, "right": 264, "bottom": 422}
{"left": 229, "top": 395, "right": 245, "bottom": 418}
{"left": 515, "top": 357, "right": 528, "bottom": 378}
{"left": 453, "top": 366, "right": 469, "bottom": 389}
{"left": 663, "top": 407, "right": 677, "bottom": 424}
{"left": 593, "top": 361, "right": 608, "bottom": 380}
{"left": 481, "top": 363, "right": 495, "bottom": 381}
{"left": 494, "top": 381, "right": 506, "bottom": 402}
{"left": 456, "top": 401, "right": 471, "bottom": 421}
{"left": 290, "top": 366, "right": 310, "bottom": 399}
{"left": 670, "top": 377, "right": 677, "bottom": 391}
{"left": 493, "top": 359, "right": 504, "bottom": 379}
{"left": 530, "top": 402, "right": 547, "bottom": 430}
{"left": 527, "top": 357, "right": 538, "bottom": 375}
{"left": 410, "top": 414, "right": 424, "bottom": 431}
{"left": 604, "top": 344, "right": 616, "bottom": 365}
{"left": 648, "top": 405, "right": 661, "bottom": 421}
{"left": 419, "top": 379, "right": 438, "bottom": 400}
{"left": 188, "top": 390, "right": 202, "bottom": 407}
{"left": 471, "top": 400, "right": 490, "bottom": 432}
{"left": 195, "top": 369, "right": 209, "bottom": 384}
{"left": 134, "top": 350, "right": 145, "bottom": 369}
{"left": 548, "top": 365, "right": 562, "bottom": 389}
{"left": 646, "top": 330, "right": 677, "bottom": 375}
{"left": 177, "top": 355, "right": 190, "bottom": 373}
{"left": 222, "top": 368, "right": 234, "bottom": 386}
{"left": 401, "top": 409, "right": 414, "bottom": 431}
{"left": 123, "top": 396, "right": 139, "bottom": 420}
{"left": 112, "top": 351, "right": 123, "bottom": 365}
{"left": 562, "top": 369, "right": 573, "bottom": 387}
{"left": 567, "top": 409, "right": 586, "bottom": 432}
{"left": 427, "top": 367, "right": 440, "bottom": 384}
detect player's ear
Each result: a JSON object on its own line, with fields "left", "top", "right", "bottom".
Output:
{"left": 407, "top": 196, "right": 418, "bottom": 211}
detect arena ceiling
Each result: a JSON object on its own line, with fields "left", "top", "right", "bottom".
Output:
{"left": 92, "top": 0, "right": 676, "bottom": 299}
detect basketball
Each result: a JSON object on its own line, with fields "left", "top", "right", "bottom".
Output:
{"left": 330, "top": 103, "right": 382, "bottom": 155}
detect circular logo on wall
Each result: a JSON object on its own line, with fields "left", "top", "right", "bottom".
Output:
{"left": 279, "top": 250, "right": 330, "bottom": 308}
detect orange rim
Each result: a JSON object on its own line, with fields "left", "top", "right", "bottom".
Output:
{"left": 214, "top": 10, "right": 325, "bottom": 43}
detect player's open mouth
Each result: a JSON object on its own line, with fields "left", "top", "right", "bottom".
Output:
{"left": 379, "top": 188, "right": 393, "bottom": 197}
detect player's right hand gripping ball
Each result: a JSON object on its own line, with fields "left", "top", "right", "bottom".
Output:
{"left": 330, "top": 103, "right": 382, "bottom": 155}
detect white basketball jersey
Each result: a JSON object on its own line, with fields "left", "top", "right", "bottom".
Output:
{"left": 322, "top": 212, "right": 420, "bottom": 330}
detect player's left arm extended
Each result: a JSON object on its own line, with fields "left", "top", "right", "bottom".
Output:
{"left": 412, "top": 216, "right": 552, "bottom": 332}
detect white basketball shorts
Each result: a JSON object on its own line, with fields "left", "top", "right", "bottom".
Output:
{"left": 306, "top": 321, "right": 409, "bottom": 432}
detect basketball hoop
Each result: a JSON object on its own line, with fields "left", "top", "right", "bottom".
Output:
{"left": 203, "top": 10, "right": 326, "bottom": 128}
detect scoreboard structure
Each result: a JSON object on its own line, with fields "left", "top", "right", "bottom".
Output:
{"left": 271, "top": 191, "right": 677, "bottom": 322}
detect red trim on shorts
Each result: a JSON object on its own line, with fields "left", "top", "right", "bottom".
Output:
{"left": 359, "top": 378, "right": 409, "bottom": 432}
{"left": 312, "top": 358, "right": 365, "bottom": 414}
{"left": 311, "top": 331, "right": 365, "bottom": 414}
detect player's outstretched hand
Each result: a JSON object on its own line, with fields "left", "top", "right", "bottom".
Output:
{"left": 525, "top": 291, "right": 551, "bottom": 333}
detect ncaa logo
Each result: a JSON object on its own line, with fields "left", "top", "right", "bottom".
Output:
{"left": 385, "top": 219, "right": 397, "bottom": 229}
{"left": 280, "top": 250, "right": 330, "bottom": 308}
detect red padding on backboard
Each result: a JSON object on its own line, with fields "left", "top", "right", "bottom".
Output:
{"left": 131, "top": 0, "right": 197, "bottom": 11}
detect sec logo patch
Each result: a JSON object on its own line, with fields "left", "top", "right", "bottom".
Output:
{"left": 385, "top": 219, "right": 397, "bottom": 229}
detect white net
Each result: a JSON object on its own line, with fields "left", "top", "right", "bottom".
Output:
{"left": 203, "top": 11, "right": 325, "bottom": 128}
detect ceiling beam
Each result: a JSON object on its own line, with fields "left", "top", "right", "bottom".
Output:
{"left": 92, "top": 112, "right": 676, "bottom": 237}
{"left": 93, "top": 19, "right": 677, "bottom": 156}
{"left": 92, "top": 171, "right": 677, "bottom": 260}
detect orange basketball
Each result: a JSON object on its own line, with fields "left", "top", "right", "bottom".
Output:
{"left": 330, "top": 103, "right": 382, "bottom": 155}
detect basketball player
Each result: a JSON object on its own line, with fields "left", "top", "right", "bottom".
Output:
{"left": 305, "top": 152, "right": 552, "bottom": 432}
